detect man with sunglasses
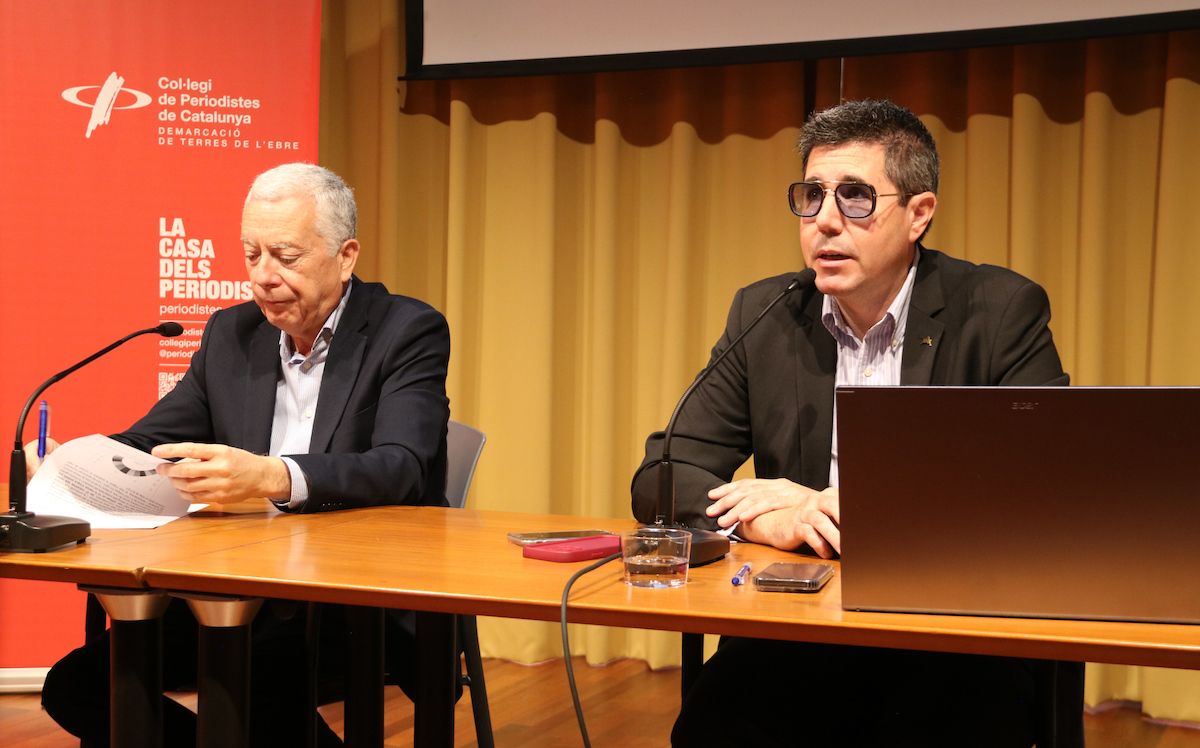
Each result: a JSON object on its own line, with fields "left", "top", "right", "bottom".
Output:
{"left": 632, "top": 99, "right": 1081, "bottom": 746}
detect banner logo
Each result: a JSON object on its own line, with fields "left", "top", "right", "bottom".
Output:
{"left": 61, "top": 72, "right": 151, "bottom": 138}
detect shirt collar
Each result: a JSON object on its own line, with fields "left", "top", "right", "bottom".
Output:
{"left": 821, "top": 251, "right": 919, "bottom": 349}
{"left": 279, "top": 281, "right": 353, "bottom": 363}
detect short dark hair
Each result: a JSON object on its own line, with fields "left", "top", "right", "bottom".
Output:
{"left": 798, "top": 99, "right": 939, "bottom": 201}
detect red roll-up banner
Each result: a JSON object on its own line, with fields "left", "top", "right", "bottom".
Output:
{"left": 0, "top": 0, "right": 322, "bottom": 669}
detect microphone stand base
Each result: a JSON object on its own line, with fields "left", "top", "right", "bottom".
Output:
{"left": 0, "top": 511, "right": 91, "bottom": 552}
{"left": 685, "top": 528, "right": 729, "bottom": 567}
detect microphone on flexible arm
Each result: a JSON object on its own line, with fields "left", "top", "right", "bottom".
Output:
{"left": 2, "top": 322, "right": 185, "bottom": 551}
{"left": 654, "top": 269, "right": 812, "bottom": 566}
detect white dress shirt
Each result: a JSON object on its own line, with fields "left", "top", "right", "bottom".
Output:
{"left": 269, "top": 283, "right": 352, "bottom": 509}
{"left": 823, "top": 253, "right": 918, "bottom": 487}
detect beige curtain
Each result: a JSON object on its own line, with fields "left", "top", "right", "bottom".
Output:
{"left": 319, "top": 0, "right": 1200, "bottom": 717}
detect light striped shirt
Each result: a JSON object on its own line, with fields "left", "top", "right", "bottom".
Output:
{"left": 824, "top": 255, "right": 919, "bottom": 487}
{"left": 269, "top": 283, "right": 352, "bottom": 509}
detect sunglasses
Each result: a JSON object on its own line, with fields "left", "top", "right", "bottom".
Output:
{"left": 788, "top": 181, "right": 911, "bottom": 219}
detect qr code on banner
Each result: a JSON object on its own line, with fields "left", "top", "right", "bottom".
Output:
{"left": 157, "top": 371, "right": 185, "bottom": 400}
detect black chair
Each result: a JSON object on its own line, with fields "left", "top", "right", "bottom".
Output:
{"left": 439, "top": 420, "right": 493, "bottom": 747}
{"left": 305, "top": 419, "right": 493, "bottom": 747}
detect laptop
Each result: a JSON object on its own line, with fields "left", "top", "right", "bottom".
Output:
{"left": 836, "top": 386, "right": 1200, "bottom": 624}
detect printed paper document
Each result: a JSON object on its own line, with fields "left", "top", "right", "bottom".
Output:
{"left": 27, "top": 434, "right": 200, "bottom": 529}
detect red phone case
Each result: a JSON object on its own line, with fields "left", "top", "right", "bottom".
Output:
{"left": 521, "top": 534, "right": 621, "bottom": 562}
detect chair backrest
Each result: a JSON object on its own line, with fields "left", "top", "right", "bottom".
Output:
{"left": 445, "top": 420, "right": 486, "bottom": 509}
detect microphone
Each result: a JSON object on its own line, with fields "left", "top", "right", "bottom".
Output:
{"left": 2, "top": 322, "right": 185, "bottom": 551}
{"left": 654, "top": 269, "right": 811, "bottom": 566}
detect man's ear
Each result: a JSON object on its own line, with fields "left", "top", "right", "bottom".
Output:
{"left": 907, "top": 192, "right": 937, "bottom": 244}
{"left": 338, "top": 239, "right": 359, "bottom": 281}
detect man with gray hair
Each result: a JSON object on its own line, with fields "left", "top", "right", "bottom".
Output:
{"left": 632, "top": 101, "right": 1082, "bottom": 746}
{"left": 38, "top": 162, "right": 450, "bottom": 746}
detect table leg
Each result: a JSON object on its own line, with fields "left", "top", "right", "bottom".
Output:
{"left": 176, "top": 594, "right": 262, "bottom": 748}
{"left": 415, "top": 611, "right": 456, "bottom": 748}
{"left": 83, "top": 587, "right": 170, "bottom": 748}
{"left": 344, "top": 606, "right": 384, "bottom": 748}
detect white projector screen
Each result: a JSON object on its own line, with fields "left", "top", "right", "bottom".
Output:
{"left": 406, "top": 0, "right": 1200, "bottom": 78}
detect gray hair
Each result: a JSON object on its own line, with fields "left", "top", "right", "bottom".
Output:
{"left": 245, "top": 163, "right": 357, "bottom": 254}
{"left": 798, "top": 99, "right": 939, "bottom": 201}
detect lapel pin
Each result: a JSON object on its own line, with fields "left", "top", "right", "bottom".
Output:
{"left": 921, "top": 336, "right": 934, "bottom": 347}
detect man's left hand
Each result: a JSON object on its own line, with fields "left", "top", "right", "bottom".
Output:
{"left": 738, "top": 504, "right": 841, "bottom": 557}
{"left": 152, "top": 442, "right": 291, "bottom": 505}
{"left": 22, "top": 438, "right": 61, "bottom": 481}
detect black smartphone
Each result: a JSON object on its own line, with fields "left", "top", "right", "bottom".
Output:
{"left": 753, "top": 562, "right": 834, "bottom": 592}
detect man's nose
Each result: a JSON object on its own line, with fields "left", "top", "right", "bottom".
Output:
{"left": 250, "top": 257, "right": 280, "bottom": 285}
{"left": 813, "top": 189, "right": 844, "bottom": 234}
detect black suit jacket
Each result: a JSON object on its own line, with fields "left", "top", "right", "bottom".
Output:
{"left": 116, "top": 277, "right": 450, "bottom": 511}
{"left": 632, "top": 246, "right": 1068, "bottom": 528}
{"left": 631, "top": 247, "right": 1083, "bottom": 747}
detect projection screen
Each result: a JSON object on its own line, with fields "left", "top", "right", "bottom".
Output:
{"left": 405, "top": 1, "right": 1200, "bottom": 78}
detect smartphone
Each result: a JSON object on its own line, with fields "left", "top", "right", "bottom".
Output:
{"left": 507, "top": 529, "right": 613, "bottom": 546}
{"left": 753, "top": 562, "right": 834, "bottom": 592}
{"left": 522, "top": 534, "right": 622, "bottom": 562}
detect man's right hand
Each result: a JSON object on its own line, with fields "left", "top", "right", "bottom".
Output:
{"left": 704, "top": 478, "right": 840, "bottom": 557}
{"left": 737, "top": 499, "right": 841, "bottom": 558}
{"left": 152, "top": 442, "right": 291, "bottom": 505}
{"left": 22, "top": 438, "right": 60, "bottom": 482}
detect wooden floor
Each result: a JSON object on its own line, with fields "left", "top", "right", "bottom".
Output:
{"left": 3, "top": 657, "right": 1199, "bottom": 747}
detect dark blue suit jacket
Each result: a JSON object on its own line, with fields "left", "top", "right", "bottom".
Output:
{"left": 115, "top": 276, "right": 450, "bottom": 511}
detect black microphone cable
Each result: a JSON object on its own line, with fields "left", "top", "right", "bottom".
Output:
{"left": 559, "top": 551, "right": 622, "bottom": 748}
{"left": 656, "top": 269, "right": 810, "bottom": 528}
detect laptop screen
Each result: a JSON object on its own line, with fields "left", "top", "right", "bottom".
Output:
{"left": 836, "top": 386, "right": 1200, "bottom": 624}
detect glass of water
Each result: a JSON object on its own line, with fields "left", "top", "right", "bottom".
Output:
{"left": 621, "top": 527, "right": 691, "bottom": 588}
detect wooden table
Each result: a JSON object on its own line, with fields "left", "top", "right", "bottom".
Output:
{"left": 0, "top": 497, "right": 365, "bottom": 748}
{"left": 141, "top": 506, "right": 1200, "bottom": 668}
{"left": 0, "top": 500, "right": 354, "bottom": 587}
{"left": 8, "top": 499, "right": 1200, "bottom": 747}
{"left": 139, "top": 506, "right": 1200, "bottom": 747}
